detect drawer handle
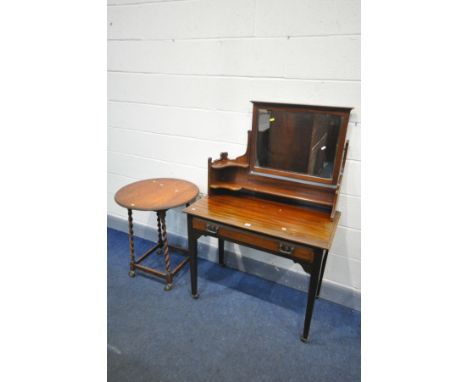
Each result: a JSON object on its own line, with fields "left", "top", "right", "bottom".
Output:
{"left": 206, "top": 223, "right": 219, "bottom": 234}
{"left": 279, "top": 243, "right": 295, "bottom": 255}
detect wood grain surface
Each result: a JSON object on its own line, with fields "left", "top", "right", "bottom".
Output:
{"left": 184, "top": 194, "right": 340, "bottom": 249}
{"left": 115, "top": 178, "right": 199, "bottom": 211}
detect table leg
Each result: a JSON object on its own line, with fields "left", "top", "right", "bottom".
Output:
{"left": 218, "top": 238, "right": 225, "bottom": 266}
{"left": 187, "top": 215, "right": 199, "bottom": 299}
{"left": 316, "top": 249, "right": 329, "bottom": 299}
{"left": 156, "top": 212, "right": 163, "bottom": 250}
{"left": 301, "top": 252, "right": 325, "bottom": 343}
{"left": 127, "top": 209, "right": 136, "bottom": 278}
{"left": 158, "top": 210, "right": 173, "bottom": 291}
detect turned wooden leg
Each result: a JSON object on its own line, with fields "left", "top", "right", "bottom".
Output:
{"left": 218, "top": 238, "right": 225, "bottom": 266}
{"left": 301, "top": 252, "right": 325, "bottom": 343}
{"left": 127, "top": 209, "right": 136, "bottom": 278}
{"left": 158, "top": 210, "right": 173, "bottom": 291}
{"left": 316, "top": 249, "right": 329, "bottom": 299}
{"left": 187, "top": 216, "right": 199, "bottom": 299}
{"left": 156, "top": 212, "right": 163, "bottom": 249}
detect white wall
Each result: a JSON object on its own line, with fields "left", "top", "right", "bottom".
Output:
{"left": 107, "top": 0, "right": 361, "bottom": 294}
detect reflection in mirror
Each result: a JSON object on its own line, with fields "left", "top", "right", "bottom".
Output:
{"left": 255, "top": 109, "right": 342, "bottom": 179}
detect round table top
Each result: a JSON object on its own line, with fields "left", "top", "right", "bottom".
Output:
{"left": 114, "top": 178, "right": 199, "bottom": 211}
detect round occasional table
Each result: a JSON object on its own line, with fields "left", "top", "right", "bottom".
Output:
{"left": 115, "top": 178, "right": 199, "bottom": 291}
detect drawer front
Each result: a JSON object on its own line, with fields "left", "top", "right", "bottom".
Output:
{"left": 192, "top": 218, "right": 315, "bottom": 262}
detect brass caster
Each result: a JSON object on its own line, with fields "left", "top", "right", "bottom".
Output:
{"left": 164, "top": 283, "right": 173, "bottom": 291}
{"left": 128, "top": 270, "right": 136, "bottom": 278}
{"left": 300, "top": 336, "right": 308, "bottom": 343}
{"left": 192, "top": 293, "right": 199, "bottom": 299}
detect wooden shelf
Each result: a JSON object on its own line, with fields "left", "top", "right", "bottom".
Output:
{"left": 209, "top": 181, "right": 334, "bottom": 207}
{"left": 211, "top": 160, "right": 249, "bottom": 169}
{"left": 209, "top": 182, "right": 243, "bottom": 191}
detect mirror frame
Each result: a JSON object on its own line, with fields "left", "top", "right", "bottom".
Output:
{"left": 249, "top": 101, "right": 353, "bottom": 186}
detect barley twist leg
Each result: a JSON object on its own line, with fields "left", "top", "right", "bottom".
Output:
{"left": 158, "top": 210, "right": 173, "bottom": 291}
{"left": 157, "top": 213, "right": 163, "bottom": 246}
{"left": 128, "top": 209, "right": 136, "bottom": 277}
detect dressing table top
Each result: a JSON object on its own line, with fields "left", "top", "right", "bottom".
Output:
{"left": 184, "top": 194, "right": 340, "bottom": 250}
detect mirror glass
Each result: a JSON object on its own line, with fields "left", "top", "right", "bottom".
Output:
{"left": 255, "top": 108, "right": 343, "bottom": 179}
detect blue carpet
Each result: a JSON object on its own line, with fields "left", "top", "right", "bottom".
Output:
{"left": 108, "top": 228, "right": 360, "bottom": 382}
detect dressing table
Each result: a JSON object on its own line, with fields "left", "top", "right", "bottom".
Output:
{"left": 184, "top": 101, "right": 352, "bottom": 342}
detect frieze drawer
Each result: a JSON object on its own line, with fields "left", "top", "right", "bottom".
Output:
{"left": 192, "top": 217, "right": 315, "bottom": 262}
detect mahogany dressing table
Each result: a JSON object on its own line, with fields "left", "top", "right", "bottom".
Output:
{"left": 184, "top": 102, "right": 352, "bottom": 342}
